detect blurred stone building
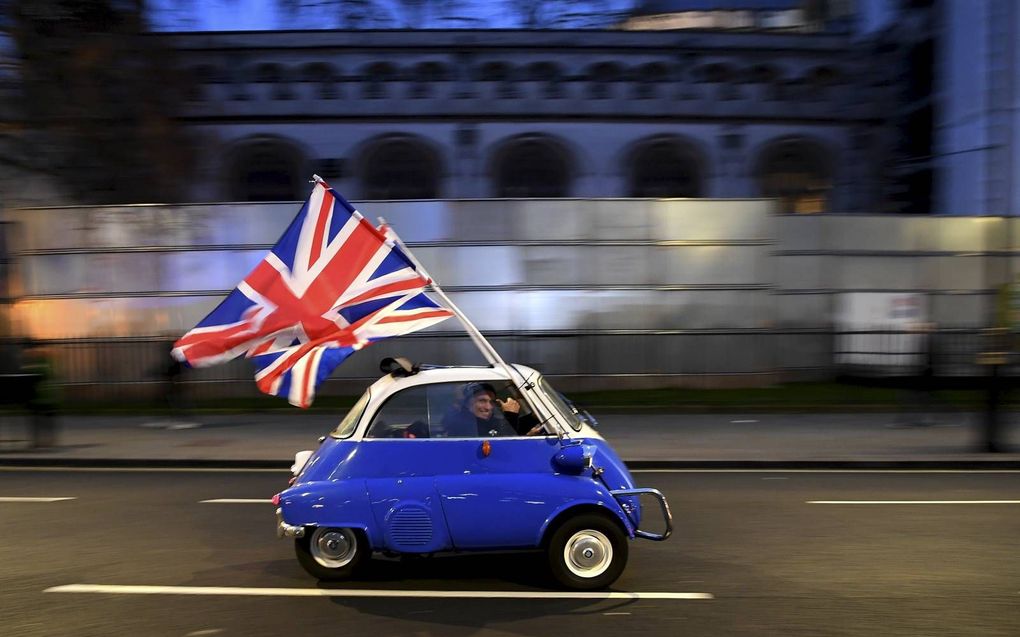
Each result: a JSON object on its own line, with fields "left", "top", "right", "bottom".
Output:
{"left": 932, "top": 0, "right": 1020, "bottom": 217}
{"left": 7, "top": 1, "right": 1020, "bottom": 398}
{"left": 821, "top": 0, "right": 1020, "bottom": 218}
{"left": 168, "top": 0, "right": 879, "bottom": 213}
{"left": 4, "top": 1, "right": 1018, "bottom": 218}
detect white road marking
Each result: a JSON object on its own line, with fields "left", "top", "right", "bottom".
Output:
{"left": 185, "top": 631, "right": 224, "bottom": 637}
{"left": 808, "top": 500, "right": 1020, "bottom": 505}
{"left": 45, "top": 584, "right": 713, "bottom": 600}
{"left": 730, "top": 419, "right": 759, "bottom": 424}
{"left": 199, "top": 499, "right": 272, "bottom": 504}
{"left": 0, "top": 497, "right": 75, "bottom": 503}
{"left": 603, "top": 612, "right": 632, "bottom": 616}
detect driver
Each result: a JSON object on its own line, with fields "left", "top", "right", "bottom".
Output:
{"left": 442, "top": 382, "right": 539, "bottom": 437}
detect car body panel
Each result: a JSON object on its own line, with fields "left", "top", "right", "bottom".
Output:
{"left": 277, "top": 479, "right": 375, "bottom": 541}
{"left": 366, "top": 475, "right": 452, "bottom": 553}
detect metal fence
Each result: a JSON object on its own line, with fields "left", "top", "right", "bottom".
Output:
{"left": 0, "top": 328, "right": 995, "bottom": 404}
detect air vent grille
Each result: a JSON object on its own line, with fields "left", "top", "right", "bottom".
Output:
{"left": 389, "top": 506, "right": 433, "bottom": 547}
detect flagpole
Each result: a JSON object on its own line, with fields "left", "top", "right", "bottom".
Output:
{"left": 378, "top": 220, "right": 509, "bottom": 370}
{"left": 379, "top": 220, "right": 567, "bottom": 436}
{"left": 310, "top": 175, "right": 501, "bottom": 367}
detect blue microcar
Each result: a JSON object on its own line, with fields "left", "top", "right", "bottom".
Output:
{"left": 273, "top": 358, "right": 672, "bottom": 590}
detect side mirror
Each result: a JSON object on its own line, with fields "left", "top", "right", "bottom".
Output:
{"left": 553, "top": 443, "right": 594, "bottom": 474}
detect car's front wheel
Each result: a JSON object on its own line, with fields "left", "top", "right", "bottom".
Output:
{"left": 295, "top": 527, "right": 368, "bottom": 580}
{"left": 547, "top": 513, "right": 628, "bottom": 590}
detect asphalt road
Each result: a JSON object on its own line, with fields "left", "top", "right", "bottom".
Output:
{"left": 1, "top": 469, "right": 1018, "bottom": 637}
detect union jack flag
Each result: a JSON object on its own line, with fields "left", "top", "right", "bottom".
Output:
{"left": 173, "top": 179, "right": 453, "bottom": 408}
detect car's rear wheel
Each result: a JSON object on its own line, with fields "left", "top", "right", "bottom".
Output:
{"left": 547, "top": 513, "right": 628, "bottom": 590}
{"left": 295, "top": 527, "right": 368, "bottom": 580}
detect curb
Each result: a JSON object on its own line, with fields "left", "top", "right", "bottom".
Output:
{"left": 2, "top": 458, "right": 1019, "bottom": 470}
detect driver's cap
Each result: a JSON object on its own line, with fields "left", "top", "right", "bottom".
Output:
{"left": 463, "top": 382, "right": 496, "bottom": 399}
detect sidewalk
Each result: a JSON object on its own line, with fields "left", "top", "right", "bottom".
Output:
{"left": 0, "top": 410, "right": 1018, "bottom": 468}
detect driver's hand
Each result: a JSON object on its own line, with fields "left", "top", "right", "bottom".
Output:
{"left": 496, "top": 396, "right": 520, "bottom": 414}
{"left": 526, "top": 424, "right": 545, "bottom": 436}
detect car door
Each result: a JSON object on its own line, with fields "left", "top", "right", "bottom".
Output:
{"left": 429, "top": 380, "right": 587, "bottom": 550}
{"left": 359, "top": 383, "right": 454, "bottom": 554}
{"left": 433, "top": 435, "right": 575, "bottom": 549}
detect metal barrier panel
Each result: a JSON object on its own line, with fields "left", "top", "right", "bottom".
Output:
{"left": 3, "top": 200, "right": 1018, "bottom": 398}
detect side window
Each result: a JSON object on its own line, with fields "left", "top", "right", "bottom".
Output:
{"left": 364, "top": 382, "right": 464, "bottom": 439}
{"left": 330, "top": 390, "right": 370, "bottom": 439}
{"left": 365, "top": 381, "right": 543, "bottom": 439}
{"left": 439, "top": 381, "right": 541, "bottom": 438}
{"left": 365, "top": 385, "right": 430, "bottom": 439}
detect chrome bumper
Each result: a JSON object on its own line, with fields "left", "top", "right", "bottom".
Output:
{"left": 275, "top": 508, "right": 305, "bottom": 539}
{"left": 610, "top": 487, "right": 673, "bottom": 541}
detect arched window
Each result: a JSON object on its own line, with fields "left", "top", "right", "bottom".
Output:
{"left": 477, "top": 61, "right": 517, "bottom": 99}
{"left": 805, "top": 65, "right": 840, "bottom": 101}
{"left": 693, "top": 63, "right": 722, "bottom": 86}
{"left": 363, "top": 62, "right": 397, "bottom": 99}
{"left": 492, "top": 136, "right": 572, "bottom": 198}
{"left": 255, "top": 63, "right": 292, "bottom": 100}
{"left": 360, "top": 136, "right": 440, "bottom": 200}
{"left": 587, "top": 62, "right": 622, "bottom": 100}
{"left": 477, "top": 61, "right": 510, "bottom": 81}
{"left": 527, "top": 61, "right": 563, "bottom": 99}
{"left": 748, "top": 64, "right": 782, "bottom": 100}
{"left": 697, "top": 62, "right": 737, "bottom": 100}
{"left": 629, "top": 138, "right": 704, "bottom": 198}
{"left": 228, "top": 138, "right": 305, "bottom": 202}
{"left": 185, "top": 65, "right": 216, "bottom": 102}
{"left": 230, "top": 66, "right": 252, "bottom": 101}
{"left": 633, "top": 62, "right": 668, "bottom": 100}
{"left": 410, "top": 61, "right": 447, "bottom": 99}
{"left": 301, "top": 62, "right": 339, "bottom": 99}
{"left": 756, "top": 138, "right": 832, "bottom": 213}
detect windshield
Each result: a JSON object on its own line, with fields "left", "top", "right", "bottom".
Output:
{"left": 330, "top": 390, "right": 370, "bottom": 439}
{"left": 538, "top": 376, "right": 584, "bottom": 432}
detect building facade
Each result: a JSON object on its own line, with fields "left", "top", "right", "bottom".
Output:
{"left": 169, "top": 27, "right": 884, "bottom": 213}
{"left": 935, "top": 0, "right": 1020, "bottom": 217}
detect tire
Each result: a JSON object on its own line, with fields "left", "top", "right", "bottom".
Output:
{"left": 546, "top": 513, "right": 628, "bottom": 590}
{"left": 295, "top": 527, "right": 369, "bottom": 581}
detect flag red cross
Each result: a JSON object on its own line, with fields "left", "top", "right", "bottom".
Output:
{"left": 243, "top": 205, "right": 428, "bottom": 355}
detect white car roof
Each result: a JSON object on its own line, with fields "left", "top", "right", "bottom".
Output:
{"left": 354, "top": 363, "right": 598, "bottom": 439}
{"left": 367, "top": 363, "right": 541, "bottom": 393}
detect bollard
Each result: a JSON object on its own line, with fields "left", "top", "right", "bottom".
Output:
{"left": 977, "top": 327, "right": 1009, "bottom": 453}
{"left": 983, "top": 359, "right": 1004, "bottom": 453}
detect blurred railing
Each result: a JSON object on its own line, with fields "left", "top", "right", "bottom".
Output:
{"left": 3, "top": 328, "right": 1004, "bottom": 405}
{"left": 834, "top": 328, "right": 995, "bottom": 380}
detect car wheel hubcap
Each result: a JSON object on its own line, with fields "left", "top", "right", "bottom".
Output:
{"left": 563, "top": 529, "right": 612, "bottom": 578}
{"left": 310, "top": 528, "right": 357, "bottom": 568}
